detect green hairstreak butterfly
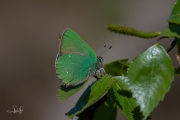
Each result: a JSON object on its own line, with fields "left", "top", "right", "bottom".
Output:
{"left": 55, "top": 28, "right": 106, "bottom": 86}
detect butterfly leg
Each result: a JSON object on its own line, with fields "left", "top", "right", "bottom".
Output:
{"left": 95, "top": 70, "right": 100, "bottom": 77}
{"left": 100, "top": 68, "right": 106, "bottom": 77}
{"left": 94, "top": 68, "right": 106, "bottom": 81}
{"left": 90, "top": 67, "right": 106, "bottom": 80}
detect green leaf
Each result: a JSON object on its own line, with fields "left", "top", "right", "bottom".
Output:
{"left": 161, "top": 24, "right": 180, "bottom": 38}
{"left": 109, "top": 76, "right": 137, "bottom": 120}
{"left": 127, "top": 44, "right": 174, "bottom": 120}
{"left": 77, "top": 94, "right": 110, "bottom": 120}
{"left": 77, "top": 117, "right": 87, "bottom": 120}
{"left": 92, "top": 98, "right": 117, "bottom": 120}
{"left": 109, "top": 77, "right": 152, "bottom": 120}
{"left": 66, "top": 75, "right": 117, "bottom": 119}
{"left": 175, "top": 67, "right": 180, "bottom": 75}
{"left": 57, "top": 81, "right": 86, "bottom": 103}
{"left": 176, "top": 37, "right": 180, "bottom": 45}
{"left": 168, "top": 0, "right": 180, "bottom": 24}
{"left": 104, "top": 59, "right": 129, "bottom": 76}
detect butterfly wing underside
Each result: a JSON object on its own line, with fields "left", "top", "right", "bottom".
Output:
{"left": 55, "top": 29, "right": 97, "bottom": 85}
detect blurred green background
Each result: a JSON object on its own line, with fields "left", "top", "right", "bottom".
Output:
{"left": 0, "top": 0, "right": 179, "bottom": 120}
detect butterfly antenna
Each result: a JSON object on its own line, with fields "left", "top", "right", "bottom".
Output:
{"left": 99, "top": 45, "right": 106, "bottom": 55}
{"left": 99, "top": 46, "right": 112, "bottom": 56}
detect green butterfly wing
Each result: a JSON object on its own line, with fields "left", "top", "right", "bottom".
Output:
{"left": 55, "top": 28, "right": 97, "bottom": 85}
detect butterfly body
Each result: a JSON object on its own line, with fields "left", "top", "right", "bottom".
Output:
{"left": 55, "top": 28, "right": 105, "bottom": 86}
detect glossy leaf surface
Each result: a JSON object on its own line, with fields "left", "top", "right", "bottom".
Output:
{"left": 127, "top": 44, "right": 174, "bottom": 119}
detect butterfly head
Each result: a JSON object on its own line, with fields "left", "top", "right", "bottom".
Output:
{"left": 97, "top": 56, "right": 103, "bottom": 64}
{"left": 94, "top": 46, "right": 112, "bottom": 79}
{"left": 91, "top": 56, "right": 105, "bottom": 79}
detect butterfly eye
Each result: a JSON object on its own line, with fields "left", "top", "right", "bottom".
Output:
{"left": 98, "top": 56, "right": 103, "bottom": 63}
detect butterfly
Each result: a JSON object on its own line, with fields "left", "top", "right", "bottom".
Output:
{"left": 55, "top": 28, "right": 106, "bottom": 86}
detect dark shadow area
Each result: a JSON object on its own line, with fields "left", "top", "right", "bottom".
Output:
{"left": 59, "top": 82, "right": 85, "bottom": 92}
{"left": 76, "top": 94, "right": 110, "bottom": 120}
{"left": 132, "top": 106, "right": 152, "bottom": 120}
{"left": 117, "top": 90, "right": 132, "bottom": 98}
{"left": 65, "top": 83, "right": 93, "bottom": 117}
